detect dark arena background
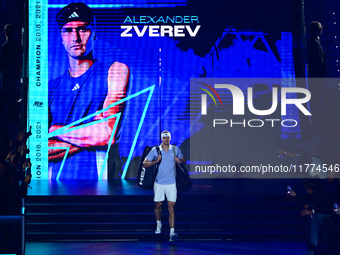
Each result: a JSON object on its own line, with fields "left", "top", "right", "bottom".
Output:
{"left": 0, "top": 0, "right": 339, "bottom": 254}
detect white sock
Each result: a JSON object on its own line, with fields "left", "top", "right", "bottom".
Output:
{"left": 170, "top": 228, "right": 175, "bottom": 234}
{"left": 157, "top": 220, "right": 161, "bottom": 225}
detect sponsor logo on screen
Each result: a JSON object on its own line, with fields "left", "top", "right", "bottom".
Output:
{"left": 33, "top": 101, "right": 43, "bottom": 107}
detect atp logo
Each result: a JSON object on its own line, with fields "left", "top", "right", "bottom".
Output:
{"left": 33, "top": 101, "right": 43, "bottom": 107}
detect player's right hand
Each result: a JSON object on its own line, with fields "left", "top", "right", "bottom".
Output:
{"left": 155, "top": 155, "right": 162, "bottom": 163}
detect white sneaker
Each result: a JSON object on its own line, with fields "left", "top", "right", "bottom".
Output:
{"left": 155, "top": 223, "right": 162, "bottom": 234}
{"left": 169, "top": 232, "right": 178, "bottom": 242}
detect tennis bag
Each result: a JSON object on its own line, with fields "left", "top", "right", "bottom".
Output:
{"left": 136, "top": 145, "right": 161, "bottom": 190}
{"left": 175, "top": 163, "right": 192, "bottom": 192}
{"left": 173, "top": 146, "right": 192, "bottom": 192}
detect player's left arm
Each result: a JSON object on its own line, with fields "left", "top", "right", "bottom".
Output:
{"left": 174, "top": 146, "right": 186, "bottom": 164}
{"left": 50, "top": 62, "right": 129, "bottom": 147}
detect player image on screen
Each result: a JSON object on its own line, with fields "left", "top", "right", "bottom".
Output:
{"left": 48, "top": 2, "right": 129, "bottom": 179}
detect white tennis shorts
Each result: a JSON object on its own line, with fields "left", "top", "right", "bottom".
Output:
{"left": 154, "top": 183, "right": 177, "bottom": 202}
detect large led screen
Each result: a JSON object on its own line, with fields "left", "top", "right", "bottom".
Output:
{"left": 29, "top": 0, "right": 333, "bottom": 180}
